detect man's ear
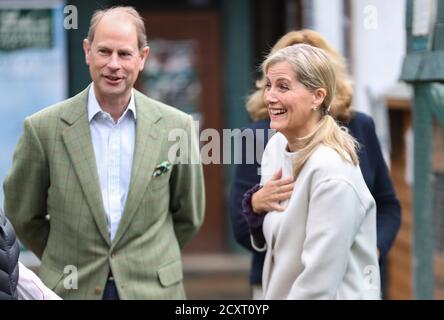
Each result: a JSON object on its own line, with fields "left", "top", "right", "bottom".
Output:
{"left": 139, "top": 46, "right": 150, "bottom": 71}
{"left": 83, "top": 39, "right": 91, "bottom": 65}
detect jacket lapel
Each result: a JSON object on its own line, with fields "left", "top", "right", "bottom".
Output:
{"left": 112, "top": 91, "right": 163, "bottom": 246}
{"left": 61, "top": 88, "right": 111, "bottom": 246}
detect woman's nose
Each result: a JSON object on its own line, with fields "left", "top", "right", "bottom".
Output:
{"left": 264, "top": 88, "right": 278, "bottom": 104}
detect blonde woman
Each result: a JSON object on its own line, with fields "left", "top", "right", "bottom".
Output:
{"left": 247, "top": 44, "right": 380, "bottom": 299}
{"left": 229, "top": 30, "right": 400, "bottom": 299}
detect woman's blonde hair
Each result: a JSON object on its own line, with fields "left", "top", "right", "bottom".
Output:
{"left": 248, "top": 29, "right": 353, "bottom": 123}
{"left": 262, "top": 44, "right": 358, "bottom": 178}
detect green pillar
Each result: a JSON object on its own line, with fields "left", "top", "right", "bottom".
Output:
{"left": 401, "top": 0, "right": 444, "bottom": 299}
{"left": 223, "top": 0, "right": 253, "bottom": 130}
{"left": 222, "top": 0, "right": 253, "bottom": 251}
{"left": 412, "top": 84, "right": 434, "bottom": 299}
{"left": 413, "top": 82, "right": 444, "bottom": 299}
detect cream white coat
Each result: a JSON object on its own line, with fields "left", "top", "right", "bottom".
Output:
{"left": 257, "top": 132, "right": 380, "bottom": 299}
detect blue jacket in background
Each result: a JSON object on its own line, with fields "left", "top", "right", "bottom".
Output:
{"left": 229, "top": 111, "right": 401, "bottom": 285}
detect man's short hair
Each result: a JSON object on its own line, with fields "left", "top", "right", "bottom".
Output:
{"left": 87, "top": 6, "right": 148, "bottom": 50}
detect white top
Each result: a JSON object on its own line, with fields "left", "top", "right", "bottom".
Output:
{"left": 257, "top": 132, "right": 381, "bottom": 300}
{"left": 88, "top": 85, "right": 136, "bottom": 241}
{"left": 17, "top": 262, "right": 61, "bottom": 300}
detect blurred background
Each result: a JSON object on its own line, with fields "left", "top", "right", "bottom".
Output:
{"left": 1, "top": 0, "right": 443, "bottom": 299}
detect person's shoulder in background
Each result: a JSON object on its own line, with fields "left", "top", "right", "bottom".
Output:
{"left": 347, "top": 111, "right": 377, "bottom": 137}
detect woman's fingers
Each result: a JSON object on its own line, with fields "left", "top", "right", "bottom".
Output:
{"left": 271, "top": 203, "right": 286, "bottom": 212}
{"left": 275, "top": 176, "right": 294, "bottom": 186}
{"left": 279, "top": 183, "right": 294, "bottom": 193}
{"left": 253, "top": 171, "right": 295, "bottom": 213}
{"left": 275, "top": 190, "right": 293, "bottom": 202}
{"left": 271, "top": 181, "right": 294, "bottom": 197}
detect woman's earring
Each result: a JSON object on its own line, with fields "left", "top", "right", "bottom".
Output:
{"left": 312, "top": 106, "right": 318, "bottom": 111}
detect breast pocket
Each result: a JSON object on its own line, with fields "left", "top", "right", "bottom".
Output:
{"left": 149, "top": 171, "right": 171, "bottom": 191}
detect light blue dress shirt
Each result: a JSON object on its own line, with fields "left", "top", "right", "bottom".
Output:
{"left": 88, "top": 85, "right": 136, "bottom": 241}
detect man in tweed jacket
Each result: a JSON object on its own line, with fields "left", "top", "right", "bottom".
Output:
{"left": 3, "top": 6, "right": 205, "bottom": 299}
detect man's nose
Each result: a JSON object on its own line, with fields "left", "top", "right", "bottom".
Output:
{"left": 107, "top": 53, "right": 120, "bottom": 70}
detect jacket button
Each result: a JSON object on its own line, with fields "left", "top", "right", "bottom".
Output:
{"left": 95, "top": 287, "right": 102, "bottom": 295}
{"left": 111, "top": 252, "right": 116, "bottom": 258}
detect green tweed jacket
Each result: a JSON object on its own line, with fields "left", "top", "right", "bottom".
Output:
{"left": 3, "top": 87, "right": 205, "bottom": 299}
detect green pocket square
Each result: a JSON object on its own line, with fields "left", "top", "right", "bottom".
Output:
{"left": 153, "top": 161, "right": 172, "bottom": 177}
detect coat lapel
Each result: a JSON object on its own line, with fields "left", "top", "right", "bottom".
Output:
{"left": 112, "top": 91, "right": 163, "bottom": 246}
{"left": 61, "top": 88, "right": 111, "bottom": 246}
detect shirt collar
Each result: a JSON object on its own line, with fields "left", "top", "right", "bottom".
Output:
{"left": 87, "top": 84, "right": 137, "bottom": 123}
